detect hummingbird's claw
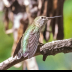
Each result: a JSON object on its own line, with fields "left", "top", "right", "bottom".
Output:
{"left": 43, "top": 55, "right": 48, "bottom": 61}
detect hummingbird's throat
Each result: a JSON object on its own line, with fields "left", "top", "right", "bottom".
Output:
{"left": 36, "top": 24, "right": 41, "bottom": 28}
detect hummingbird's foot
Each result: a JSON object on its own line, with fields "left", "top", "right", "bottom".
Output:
{"left": 43, "top": 55, "right": 48, "bottom": 61}
{"left": 38, "top": 42, "right": 44, "bottom": 46}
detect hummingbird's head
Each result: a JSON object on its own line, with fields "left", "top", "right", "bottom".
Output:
{"left": 34, "top": 15, "right": 62, "bottom": 28}
{"left": 34, "top": 16, "right": 48, "bottom": 28}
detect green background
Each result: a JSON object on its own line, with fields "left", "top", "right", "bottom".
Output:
{"left": 0, "top": 0, "right": 72, "bottom": 70}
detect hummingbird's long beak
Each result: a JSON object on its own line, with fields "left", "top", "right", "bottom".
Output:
{"left": 46, "top": 15, "right": 62, "bottom": 20}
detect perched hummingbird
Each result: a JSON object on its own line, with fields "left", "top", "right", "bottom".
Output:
{"left": 13, "top": 16, "right": 62, "bottom": 61}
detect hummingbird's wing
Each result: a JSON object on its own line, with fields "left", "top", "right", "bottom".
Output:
{"left": 23, "top": 31, "right": 39, "bottom": 59}
{"left": 28, "top": 32, "right": 39, "bottom": 58}
{"left": 13, "top": 37, "right": 22, "bottom": 57}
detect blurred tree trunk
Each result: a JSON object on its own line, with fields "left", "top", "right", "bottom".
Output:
{"left": 28, "top": 0, "right": 38, "bottom": 24}
{"left": 4, "top": 7, "right": 9, "bottom": 31}
{"left": 51, "top": 0, "right": 65, "bottom": 40}
{"left": 39, "top": 0, "right": 65, "bottom": 42}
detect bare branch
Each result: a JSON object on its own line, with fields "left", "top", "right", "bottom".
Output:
{"left": 0, "top": 38, "right": 72, "bottom": 70}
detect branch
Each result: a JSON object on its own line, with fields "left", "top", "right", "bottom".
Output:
{"left": 0, "top": 38, "right": 72, "bottom": 70}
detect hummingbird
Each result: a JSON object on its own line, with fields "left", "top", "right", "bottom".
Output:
{"left": 13, "top": 16, "right": 62, "bottom": 61}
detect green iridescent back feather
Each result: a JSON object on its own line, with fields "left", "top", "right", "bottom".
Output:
{"left": 18, "top": 23, "right": 40, "bottom": 58}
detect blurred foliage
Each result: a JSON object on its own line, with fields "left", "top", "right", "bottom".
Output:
{"left": 0, "top": 0, "right": 72, "bottom": 70}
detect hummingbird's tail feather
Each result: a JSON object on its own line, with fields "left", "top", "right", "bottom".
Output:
{"left": 13, "top": 37, "right": 22, "bottom": 57}
{"left": 23, "top": 52, "right": 29, "bottom": 58}
{"left": 17, "top": 49, "right": 23, "bottom": 59}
